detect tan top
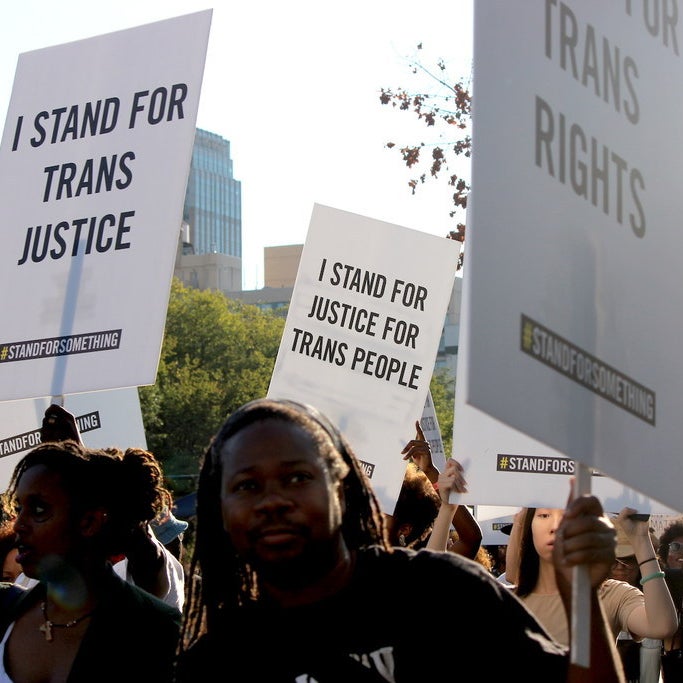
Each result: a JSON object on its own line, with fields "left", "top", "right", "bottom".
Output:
{"left": 521, "top": 579, "right": 644, "bottom": 647}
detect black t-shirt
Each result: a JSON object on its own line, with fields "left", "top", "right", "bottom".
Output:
{"left": 175, "top": 546, "right": 568, "bottom": 682}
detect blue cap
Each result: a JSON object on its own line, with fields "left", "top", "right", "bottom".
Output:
{"left": 151, "top": 508, "right": 188, "bottom": 546}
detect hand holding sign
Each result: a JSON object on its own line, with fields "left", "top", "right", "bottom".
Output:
{"left": 401, "top": 420, "right": 439, "bottom": 484}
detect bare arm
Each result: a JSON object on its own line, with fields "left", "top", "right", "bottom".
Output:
{"left": 616, "top": 507, "right": 678, "bottom": 640}
{"left": 426, "top": 458, "right": 482, "bottom": 559}
{"left": 122, "top": 522, "right": 170, "bottom": 600}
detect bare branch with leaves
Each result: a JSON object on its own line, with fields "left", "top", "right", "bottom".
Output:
{"left": 380, "top": 44, "right": 472, "bottom": 269}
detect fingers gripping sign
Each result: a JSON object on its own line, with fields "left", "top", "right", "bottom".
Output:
{"left": 401, "top": 420, "right": 439, "bottom": 484}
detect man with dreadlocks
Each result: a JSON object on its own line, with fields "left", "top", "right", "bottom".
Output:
{"left": 175, "top": 398, "right": 625, "bottom": 682}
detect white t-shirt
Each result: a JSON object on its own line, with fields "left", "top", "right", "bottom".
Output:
{"left": 0, "top": 622, "right": 15, "bottom": 683}
{"left": 112, "top": 535, "right": 185, "bottom": 611}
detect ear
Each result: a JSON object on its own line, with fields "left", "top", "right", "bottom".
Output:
{"left": 79, "top": 508, "right": 109, "bottom": 538}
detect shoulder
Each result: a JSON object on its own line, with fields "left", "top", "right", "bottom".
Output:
{"left": 364, "top": 545, "right": 491, "bottom": 576}
{"left": 600, "top": 578, "right": 644, "bottom": 616}
{"left": 600, "top": 578, "right": 644, "bottom": 601}
{"left": 356, "top": 546, "right": 513, "bottom": 598}
{"left": 0, "top": 581, "right": 29, "bottom": 608}
{"left": 175, "top": 634, "right": 221, "bottom": 681}
{"left": 102, "top": 568, "right": 181, "bottom": 625}
{"left": 0, "top": 582, "right": 36, "bottom": 640}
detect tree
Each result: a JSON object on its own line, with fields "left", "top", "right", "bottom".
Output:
{"left": 138, "top": 278, "right": 285, "bottom": 493}
{"left": 429, "top": 368, "right": 455, "bottom": 458}
{"left": 380, "top": 44, "right": 472, "bottom": 269}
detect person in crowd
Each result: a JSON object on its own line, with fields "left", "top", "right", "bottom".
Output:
{"left": 657, "top": 517, "right": 683, "bottom": 681}
{"left": 470, "top": 543, "right": 495, "bottom": 573}
{"left": 395, "top": 420, "right": 482, "bottom": 558}
{"left": 34, "top": 403, "right": 186, "bottom": 610}
{"left": 485, "top": 542, "right": 509, "bottom": 578}
{"left": 426, "top": 456, "right": 483, "bottom": 560}
{"left": 507, "top": 505, "right": 677, "bottom": 654}
{"left": 175, "top": 397, "right": 626, "bottom": 682}
{"left": 495, "top": 508, "right": 525, "bottom": 586}
{"left": 151, "top": 507, "right": 189, "bottom": 563}
{"left": 110, "top": 489, "right": 187, "bottom": 612}
{"left": 384, "top": 461, "right": 441, "bottom": 549}
{"left": 608, "top": 520, "right": 663, "bottom": 683}
{"left": 0, "top": 518, "right": 21, "bottom": 583}
{"left": 0, "top": 439, "right": 181, "bottom": 683}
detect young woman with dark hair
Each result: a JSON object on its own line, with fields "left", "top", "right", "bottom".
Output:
{"left": 0, "top": 440, "right": 181, "bottom": 683}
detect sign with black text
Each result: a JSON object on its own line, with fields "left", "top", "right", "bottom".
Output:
{"left": 0, "top": 10, "right": 212, "bottom": 401}
{"left": 268, "top": 204, "right": 460, "bottom": 513}
{"left": 465, "top": 3, "right": 683, "bottom": 511}
{"left": 0, "top": 387, "right": 147, "bottom": 491}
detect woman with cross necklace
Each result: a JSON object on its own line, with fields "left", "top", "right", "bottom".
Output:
{"left": 0, "top": 438, "right": 181, "bottom": 683}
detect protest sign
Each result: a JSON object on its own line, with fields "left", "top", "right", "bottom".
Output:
{"left": 474, "top": 506, "right": 518, "bottom": 546}
{"left": 268, "top": 203, "right": 460, "bottom": 513}
{"left": 454, "top": 262, "right": 680, "bottom": 515}
{"left": 0, "top": 10, "right": 212, "bottom": 402}
{"left": 420, "top": 389, "right": 447, "bottom": 473}
{"left": 464, "top": 3, "right": 683, "bottom": 511}
{"left": 0, "top": 387, "right": 147, "bottom": 491}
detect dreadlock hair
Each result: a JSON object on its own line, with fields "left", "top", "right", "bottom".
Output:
{"left": 4, "top": 440, "right": 172, "bottom": 560}
{"left": 180, "top": 398, "right": 389, "bottom": 651}
{"left": 512, "top": 507, "right": 539, "bottom": 598}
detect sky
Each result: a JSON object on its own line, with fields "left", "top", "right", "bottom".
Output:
{"left": 0, "top": 0, "right": 474, "bottom": 289}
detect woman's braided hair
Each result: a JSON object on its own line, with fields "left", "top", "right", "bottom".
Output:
{"left": 3, "top": 440, "right": 171, "bottom": 559}
{"left": 179, "top": 398, "right": 388, "bottom": 651}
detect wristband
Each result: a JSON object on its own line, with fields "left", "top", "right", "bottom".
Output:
{"left": 638, "top": 556, "right": 658, "bottom": 567}
{"left": 640, "top": 571, "right": 665, "bottom": 586}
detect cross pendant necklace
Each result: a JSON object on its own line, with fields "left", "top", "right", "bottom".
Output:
{"left": 39, "top": 601, "right": 96, "bottom": 642}
{"left": 39, "top": 618, "right": 53, "bottom": 642}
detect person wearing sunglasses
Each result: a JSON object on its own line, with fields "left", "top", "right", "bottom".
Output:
{"left": 659, "top": 519, "right": 683, "bottom": 681}
{"left": 609, "top": 520, "right": 665, "bottom": 683}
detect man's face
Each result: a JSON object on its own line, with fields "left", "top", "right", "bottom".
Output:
{"left": 218, "top": 419, "right": 345, "bottom": 587}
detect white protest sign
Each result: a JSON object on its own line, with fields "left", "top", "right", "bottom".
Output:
{"left": 0, "top": 10, "right": 212, "bottom": 402}
{"left": 455, "top": 261, "right": 680, "bottom": 515}
{"left": 0, "top": 387, "right": 147, "bottom": 492}
{"left": 465, "top": 3, "right": 683, "bottom": 511}
{"left": 474, "top": 505, "right": 518, "bottom": 546}
{"left": 420, "top": 389, "right": 447, "bottom": 473}
{"left": 268, "top": 203, "right": 460, "bottom": 513}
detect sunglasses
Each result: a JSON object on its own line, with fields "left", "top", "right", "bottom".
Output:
{"left": 668, "top": 542, "right": 683, "bottom": 553}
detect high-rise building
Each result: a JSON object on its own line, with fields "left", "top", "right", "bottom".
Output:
{"left": 183, "top": 128, "right": 242, "bottom": 257}
{"left": 175, "top": 129, "right": 243, "bottom": 292}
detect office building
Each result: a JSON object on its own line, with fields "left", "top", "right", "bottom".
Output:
{"left": 175, "top": 128, "right": 243, "bottom": 291}
{"left": 183, "top": 128, "right": 242, "bottom": 257}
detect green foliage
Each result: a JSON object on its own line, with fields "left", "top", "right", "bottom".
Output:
{"left": 429, "top": 368, "right": 455, "bottom": 458}
{"left": 138, "top": 278, "right": 285, "bottom": 494}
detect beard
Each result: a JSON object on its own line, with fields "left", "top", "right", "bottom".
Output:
{"left": 250, "top": 532, "right": 345, "bottom": 591}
